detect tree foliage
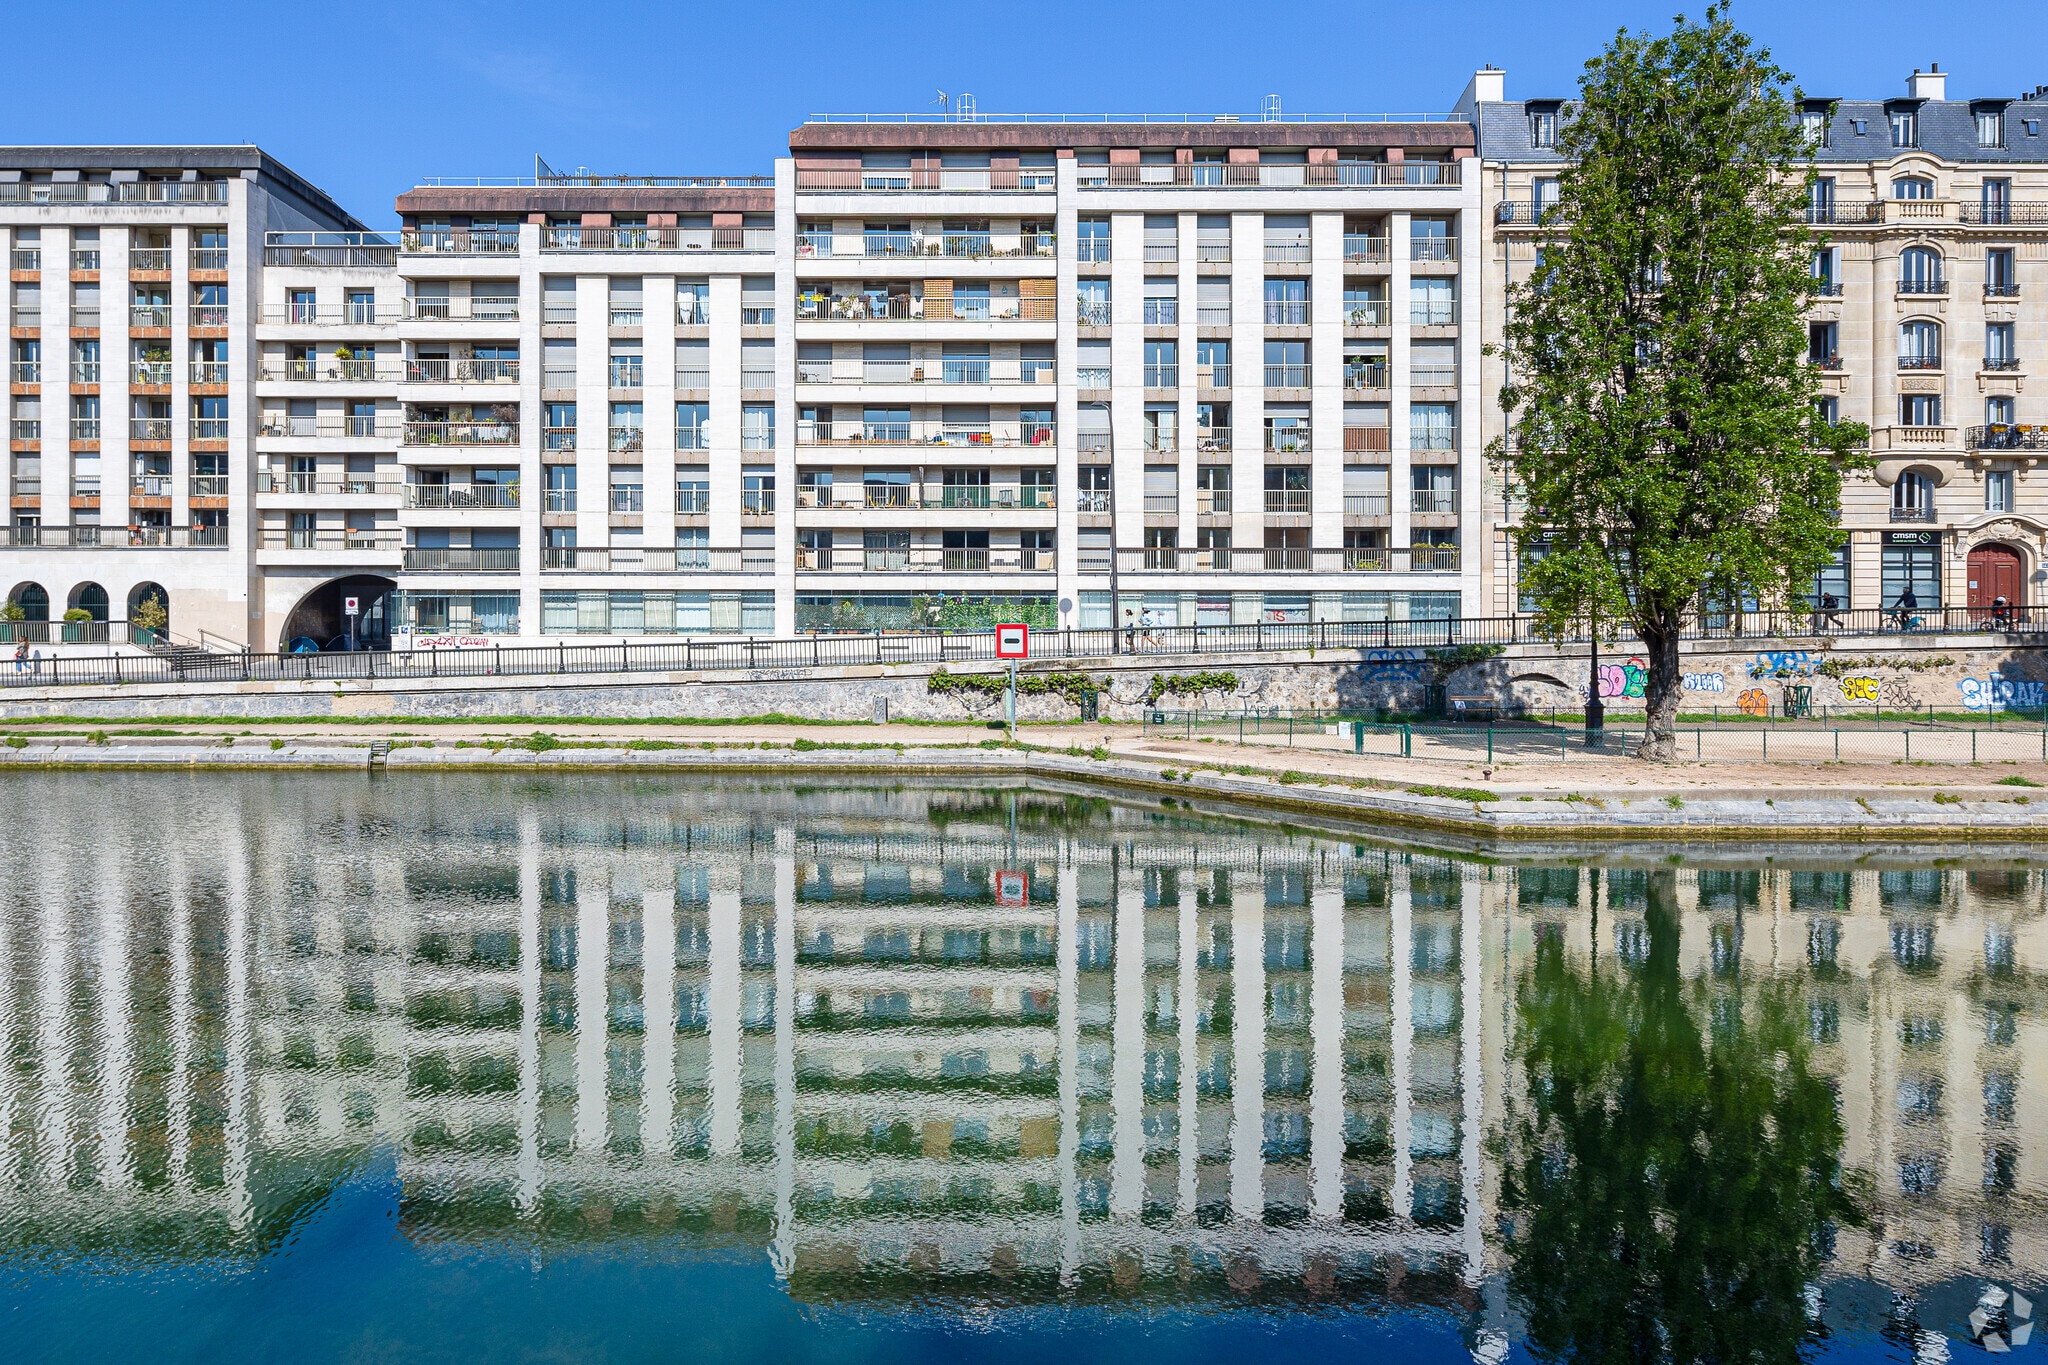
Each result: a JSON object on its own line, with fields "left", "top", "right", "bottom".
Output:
{"left": 1492, "top": 8, "right": 1869, "bottom": 758}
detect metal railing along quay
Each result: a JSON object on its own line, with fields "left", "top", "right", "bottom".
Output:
{"left": 6, "top": 607, "right": 2047, "bottom": 691}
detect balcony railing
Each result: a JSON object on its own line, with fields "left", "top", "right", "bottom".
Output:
{"left": 673, "top": 427, "right": 708, "bottom": 451}
{"left": 0, "top": 523, "right": 228, "bottom": 548}
{"left": 1896, "top": 277, "right": 1948, "bottom": 296}
{"left": 260, "top": 416, "right": 390, "bottom": 439}
{"left": 1411, "top": 237, "right": 1457, "bottom": 262}
{"left": 794, "top": 167, "right": 1055, "bottom": 193}
{"left": 261, "top": 530, "right": 398, "bottom": 553}
{"left": 1986, "top": 283, "right": 2021, "bottom": 299}
{"left": 257, "top": 472, "right": 397, "bottom": 495}
{"left": 402, "top": 229, "right": 521, "bottom": 255}
{"left": 1344, "top": 494, "right": 1391, "bottom": 516}
{"left": 1343, "top": 426, "right": 1392, "bottom": 453}
{"left": 406, "top": 358, "right": 521, "bottom": 384}
{"left": 1086, "top": 162, "right": 1459, "bottom": 189}
{"left": 1983, "top": 357, "right": 2022, "bottom": 372}
{"left": 10, "top": 248, "right": 40, "bottom": 270}
{"left": 1344, "top": 364, "right": 1390, "bottom": 390}
{"left": 8, "top": 361, "right": 40, "bottom": 384}
{"left": 1263, "top": 490, "right": 1312, "bottom": 513}
{"left": 1343, "top": 235, "right": 1391, "bottom": 263}
{"left": 69, "top": 418, "right": 101, "bottom": 442}
{"left": 403, "top": 298, "right": 520, "bottom": 322}
{"left": 1346, "top": 302, "right": 1392, "bottom": 327}
{"left": 128, "top": 418, "right": 172, "bottom": 441}
{"left": 1411, "top": 489, "right": 1458, "bottom": 514}
{"left": 9, "top": 419, "right": 39, "bottom": 442}
{"left": 1410, "top": 302, "right": 1457, "bottom": 326}
{"left": 406, "top": 483, "right": 520, "bottom": 508}
{"left": 794, "top": 294, "right": 1055, "bottom": 322}
{"left": 1143, "top": 299, "right": 1178, "bottom": 326}
{"left": 796, "top": 420, "right": 1055, "bottom": 448}
{"left": 742, "top": 490, "right": 776, "bottom": 515}
{"left": 1966, "top": 425, "right": 2048, "bottom": 451}
{"left": 189, "top": 305, "right": 229, "bottom": 328}
{"left": 1143, "top": 366, "right": 1178, "bottom": 389}
{"left": 1411, "top": 425, "right": 1459, "bottom": 451}
{"left": 1412, "top": 365, "right": 1457, "bottom": 387}
{"left": 608, "top": 426, "right": 644, "bottom": 454}
{"left": 541, "top": 226, "right": 772, "bottom": 252}
{"left": 1108, "top": 545, "right": 1461, "bottom": 574}
{"left": 1264, "top": 365, "right": 1311, "bottom": 388}
{"left": 128, "top": 248, "right": 172, "bottom": 272}
{"left": 262, "top": 233, "right": 398, "bottom": 267}
{"left": 403, "top": 547, "right": 520, "bottom": 571}
{"left": 70, "top": 362, "right": 101, "bottom": 384}
{"left": 130, "top": 475, "right": 174, "bottom": 498}
{"left": 1076, "top": 301, "right": 1111, "bottom": 327}
{"left": 188, "top": 475, "right": 229, "bottom": 498}
{"left": 191, "top": 418, "right": 229, "bottom": 441}
{"left": 1263, "top": 242, "right": 1312, "bottom": 265}
{"left": 541, "top": 547, "right": 772, "bottom": 573}
{"left": 121, "top": 181, "right": 229, "bottom": 204}
{"left": 404, "top": 421, "right": 520, "bottom": 446}
{"left": 1959, "top": 203, "right": 2048, "bottom": 226}
{"left": 1263, "top": 300, "right": 1311, "bottom": 325}
{"left": 1494, "top": 201, "right": 1566, "bottom": 226}
{"left": 805, "top": 231, "right": 1055, "bottom": 259}
{"left": 129, "top": 305, "right": 173, "bottom": 329}
{"left": 1898, "top": 356, "right": 1943, "bottom": 371}
{"left": 1195, "top": 239, "right": 1231, "bottom": 263}
{"left": 1889, "top": 505, "right": 1936, "bottom": 523}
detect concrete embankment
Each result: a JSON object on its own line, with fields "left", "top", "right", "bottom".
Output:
{"left": 3, "top": 739, "right": 2042, "bottom": 847}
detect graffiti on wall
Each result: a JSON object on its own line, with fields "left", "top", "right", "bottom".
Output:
{"left": 1362, "top": 648, "right": 1427, "bottom": 682}
{"left": 1958, "top": 674, "right": 2048, "bottom": 712}
{"left": 1736, "top": 688, "right": 1772, "bottom": 716}
{"left": 1840, "top": 675, "right": 1881, "bottom": 703}
{"left": 1683, "top": 672, "right": 1727, "bottom": 693}
{"left": 1597, "top": 657, "right": 1647, "bottom": 699}
{"left": 1750, "top": 650, "right": 1816, "bottom": 679}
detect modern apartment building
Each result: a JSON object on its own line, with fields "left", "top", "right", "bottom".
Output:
{"left": 1, "top": 147, "right": 372, "bottom": 647}
{"left": 6, "top": 65, "right": 2042, "bottom": 650}
{"left": 1474, "top": 66, "right": 2048, "bottom": 618}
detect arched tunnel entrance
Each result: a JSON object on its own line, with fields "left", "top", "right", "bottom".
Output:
{"left": 280, "top": 575, "right": 397, "bottom": 651}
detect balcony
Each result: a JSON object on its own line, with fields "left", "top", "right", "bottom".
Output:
{"left": 1896, "top": 277, "right": 1948, "bottom": 297}
{"left": 1263, "top": 365, "right": 1311, "bottom": 389}
{"left": 542, "top": 547, "right": 771, "bottom": 573}
{"left": 9, "top": 361, "right": 41, "bottom": 384}
{"left": 189, "top": 305, "right": 229, "bottom": 329}
{"left": 406, "top": 483, "right": 520, "bottom": 509}
{"left": 1986, "top": 283, "right": 2022, "bottom": 299}
{"left": 1263, "top": 490, "right": 1311, "bottom": 513}
{"left": 189, "top": 475, "right": 228, "bottom": 499}
{"left": 608, "top": 426, "right": 644, "bottom": 454}
{"left": 71, "top": 249, "right": 101, "bottom": 272}
{"left": 127, "top": 248, "right": 171, "bottom": 272}
{"left": 128, "top": 418, "right": 172, "bottom": 442}
{"left": 1344, "top": 494, "right": 1391, "bottom": 516}
{"left": 70, "top": 362, "right": 102, "bottom": 385}
{"left": 1411, "top": 425, "right": 1459, "bottom": 451}
{"left": 190, "top": 247, "right": 228, "bottom": 272}
{"left": 1411, "top": 489, "right": 1458, "bottom": 514}
{"left": 403, "top": 299, "right": 519, "bottom": 323}
{"left": 1143, "top": 299, "right": 1178, "bottom": 326}
{"left": 1263, "top": 243, "right": 1312, "bottom": 266}
{"left": 402, "top": 547, "right": 519, "bottom": 571}
{"left": 742, "top": 490, "right": 776, "bottom": 515}
{"left": 1811, "top": 281, "right": 1845, "bottom": 297}
{"left": 1143, "top": 365, "right": 1178, "bottom": 389}
{"left": 1412, "top": 365, "right": 1457, "bottom": 387}
{"left": 791, "top": 545, "right": 1039, "bottom": 574}
{"left": 1195, "top": 238, "right": 1231, "bottom": 263}
{"left": 190, "top": 418, "right": 228, "bottom": 442}
{"left": 1086, "top": 162, "right": 1459, "bottom": 189}
{"left": 262, "top": 529, "right": 397, "bottom": 553}
{"left": 1410, "top": 238, "right": 1457, "bottom": 262}
{"left": 1343, "top": 426, "right": 1392, "bottom": 453}
{"left": 402, "top": 229, "right": 521, "bottom": 255}
{"left": 260, "top": 359, "right": 385, "bottom": 383}
{"left": 1959, "top": 203, "right": 2048, "bottom": 226}
{"left": 130, "top": 475, "right": 174, "bottom": 498}
{"left": 1410, "top": 303, "right": 1457, "bottom": 327}
{"left": 257, "top": 472, "right": 396, "bottom": 495}
{"left": 1195, "top": 427, "right": 1232, "bottom": 454}
{"left": 1897, "top": 356, "right": 1943, "bottom": 371}
{"left": 406, "top": 358, "right": 521, "bottom": 384}
{"left": 119, "top": 181, "right": 229, "bottom": 204}
{"left": 794, "top": 293, "right": 1055, "bottom": 323}
{"left": 0, "top": 523, "right": 227, "bottom": 549}
{"left": 1344, "top": 364, "right": 1390, "bottom": 391}
{"left": 129, "top": 305, "right": 173, "bottom": 329}
{"left": 1983, "top": 357, "right": 2022, "bottom": 373}
{"left": 553, "top": 225, "right": 772, "bottom": 252}
{"left": 1346, "top": 302, "right": 1392, "bottom": 327}
{"left": 1077, "top": 240, "right": 1111, "bottom": 265}
{"left": 796, "top": 420, "right": 1055, "bottom": 448}
{"left": 1871, "top": 425, "right": 1955, "bottom": 450}
{"left": 1494, "top": 201, "right": 1565, "bottom": 226}
{"left": 261, "top": 416, "right": 389, "bottom": 439}
{"left": 404, "top": 420, "right": 519, "bottom": 447}
{"left": 1966, "top": 425, "right": 2048, "bottom": 451}
{"left": 1263, "top": 301, "right": 1311, "bottom": 326}
{"left": 10, "top": 248, "right": 40, "bottom": 270}
{"left": 940, "top": 485, "right": 992, "bottom": 508}
{"left": 1076, "top": 301, "right": 1112, "bottom": 327}
{"left": 803, "top": 231, "right": 1054, "bottom": 260}
{"left": 1343, "top": 235, "right": 1391, "bottom": 263}
{"left": 1108, "top": 545, "right": 1461, "bottom": 574}
{"left": 794, "top": 167, "right": 1054, "bottom": 193}
{"left": 1889, "top": 504, "right": 1937, "bottom": 523}
{"left": 263, "top": 233, "right": 399, "bottom": 267}
{"left": 69, "top": 418, "right": 101, "bottom": 443}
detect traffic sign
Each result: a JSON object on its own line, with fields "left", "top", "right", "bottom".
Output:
{"left": 996, "top": 623, "right": 1029, "bottom": 658}
{"left": 343, "top": 596, "right": 360, "bottom": 615}
{"left": 995, "top": 870, "right": 1028, "bottom": 906}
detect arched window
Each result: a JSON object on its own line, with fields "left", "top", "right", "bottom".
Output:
{"left": 1898, "top": 246, "right": 1944, "bottom": 292}
{"left": 1892, "top": 470, "right": 1933, "bottom": 520}
{"left": 1899, "top": 320, "right": 1942, "bottom": 369}
{"left": 8, "top": 582, "right": 49, "bottom": 621}
{"left": 67, "top": 582, "right": 109, "bottom": 620}
{"left": 1891, "top": 176, "right": 1935, "bottom": 200}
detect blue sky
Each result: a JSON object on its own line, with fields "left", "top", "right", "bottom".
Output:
{"left": 8, "top": 0, "right": 2041, "bottom": 226}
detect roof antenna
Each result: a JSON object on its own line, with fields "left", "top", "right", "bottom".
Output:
{"left": 933, "top": 90, "right": 949, "bottom": 117}
{"left": 1263, "top": 93, "right": 1283, "bottom": 122}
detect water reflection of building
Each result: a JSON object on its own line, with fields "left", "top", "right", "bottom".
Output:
{"left": 0, "top": 776, "right": 2039, "bottom": 1339}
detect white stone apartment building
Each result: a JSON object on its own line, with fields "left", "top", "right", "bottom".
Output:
{"left": 1473, "top": 66, "right": 2048, "bottom": 619}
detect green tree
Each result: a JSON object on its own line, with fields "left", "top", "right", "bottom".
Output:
{"left": 1493, "top": 8, "right": 1869, "bottom": 759}
{"left": 1499, "top": 869, "right": 1862, "bottom": 1364}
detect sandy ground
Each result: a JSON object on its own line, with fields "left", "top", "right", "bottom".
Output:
{"left": 5, "top": 714, "right": 2046, "bottom": 798}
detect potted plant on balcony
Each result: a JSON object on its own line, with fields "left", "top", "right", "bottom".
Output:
{"left": 331, "top": 345, "right": 354, "bottom": 380}
{"left": 61, "top": 606, "right": 94, "bottom": 644}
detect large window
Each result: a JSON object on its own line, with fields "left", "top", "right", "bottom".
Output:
{"left": 1881, "top": 536, "right": 1941, "bottom": 610}
{"left": 1898, "top": 320, "right": 1942, "bottom": 369}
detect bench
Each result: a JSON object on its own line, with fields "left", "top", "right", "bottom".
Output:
{"left": 1446, "top": 694, "right": 1500, "bottom": 722}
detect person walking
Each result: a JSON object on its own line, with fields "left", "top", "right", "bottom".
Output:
{"left": 12, "top": 639, "right": 27, "bottom": 673}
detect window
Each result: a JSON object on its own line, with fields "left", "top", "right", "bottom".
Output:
{"left": 1411, "top": 403, "right": 1457, "bottom": 450}
{"left": 1143, "top": 340, "right": 1177, "bottom": 388}
{"left": 1986, "top": 248, "right": 2017, "bottom": 297}
{"left": 1882, "top": 537, "right": 1941, "bottom": 608}
{"left": 1816, "top": 396, "right": 1840, "bottom": 425}
{"left": 608, "top": 465, "right": 644, "bottom": 513}
{"left": 1410, "top": 277, "right": 1455, "bottom": 326}
{"left": 1263, "top": 340, "right": 1308, "bottom": 389}
{"left": 1142, "top": 277, "right": 1176, "bottom": 326}
{"left": 1987, "top": 323, "right": 2016, "bottom": 369}
{"left": 1077, "top": 217, "right": 1111, "bottom": 264}
{"left": 1076, "top": 340, "right": 1110, "bottom": 388}
{"left": 1263, "top": 277, "right": 1309, "bottom": 325}
{"left": 676, "top": 468, "right": 710, "bottom": 513}
{"left": 675, "top": 402, "right": 708, "bottom": 449}
{"left": 1410, "top": 465, "right": 1456, "bottom": 515}
{"left": 1987, "top": 395, "right": 2016, "bottom": 428}
{"left": 1888, "top": 105, "right": 1919, "bottom": 148}
{"left": 1977, "top": 106, "right": 2006, "bottom": 147}
{"left": 1075, "top": 277, "right": 1110, "bottom": 327}
{"left": 1806, "top": 542, "right": 1849, "bottom": 612}
{"left": 1528, "top": 106, "right": 1558, "bottom": 148}
{"left": 742, "top": 471, "right": 775, "bottom": 514}
{"left": 544, "top": 401, "right": 576, "bottom": 452}
{"left": 1898, "top": 320, "right": 1941, "bottom": 369}
{"left": 1196, "top": 339, "right": 1230, "bottom": 388}
{"left": 1898, "top": 246, "right": 1943, "bottom": 291}
{"left": 1807, "top": 177, "right": 1836, "bottom": 223}
{"left": 1986, "top": 470, "right": 2013, "bottom": 513}
{"left": 1811, "top": 247, "right": 1840, "bottom": 294}
{"left": 1899, "top": 394, "right": 1943, "bottom": 427}
{"left": 1891, "top": 176, "right": 1934, "bottom": 200}
{"left": 1800, "top": 104, "right": 1831, "bottom": 150}
{"left": 608, "top": 402, "right": 643, "bottom": 453}
{"left": 1982, "top": 179, "right": 2012, "bottom": 226}
{"left": 741, "top": 404, "right": 774, "bottom": 451}
{"left": 1892, "top": 470, "right": 1932, "bottom": 517}
{"left": 544, "top": 465, "right": 576, "bottom": 512}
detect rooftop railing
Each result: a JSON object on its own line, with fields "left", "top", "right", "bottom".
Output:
{"left": 264, "top": 233, "right": 399, "bottom": 267}
{"left": 541, "top": 226, "right": 773, "bottom": 252}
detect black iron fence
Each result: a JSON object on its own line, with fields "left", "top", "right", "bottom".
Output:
{"left": 2, "top": 607, "right": 2042, "bottom": 691}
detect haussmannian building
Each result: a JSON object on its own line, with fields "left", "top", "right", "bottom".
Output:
{"left": 3, "top": 62, "right": 2044, "bottom": 650}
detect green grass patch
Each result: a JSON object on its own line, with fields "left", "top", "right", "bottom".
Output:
{"left": 1404, "top": 784, "right": 1498, "bottom": 803}
{"left": 1995, "top": 775, "right": 2043, "bottom": 788}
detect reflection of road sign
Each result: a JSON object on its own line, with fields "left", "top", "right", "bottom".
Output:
{"left": 995, "top": 870, "right": 1027, "bottom": 906}
{"left": 996, "top": 623, "right": 1029, "bottom": 659}
{"left": 343, "top": 596, "right": 359, "bottom": 615}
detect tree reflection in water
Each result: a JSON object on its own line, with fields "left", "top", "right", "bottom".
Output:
{"left": 1500, "top": 868, "right": 1864, "bottom": 1364}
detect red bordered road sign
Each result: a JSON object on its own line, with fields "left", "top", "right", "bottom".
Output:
{"left": 995, "top": 870, "right": 1028, "bottom": 906}
{"left": 995, "top": 623, "right": 1029, "bottom": 659}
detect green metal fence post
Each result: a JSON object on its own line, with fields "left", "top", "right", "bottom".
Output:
{"left": 1972, "top": 728, "right": 1977, "bottom": 763}
{"left": 1696, "top": 729, "right": 1702, "bottom": 760}
{"left": 1402, "top": 723, "right": 1412, "bottom": 758}
{"left": 1487, "top": 725, "right": 1494, "bottom": 764}
{"left": 1353, "top": 720, "right": 1364, "bottom": 755}
{"left": 1905, "top": 729, "right": 1911, "bottom": 762}
{"left": 1834, "top": 729, "right": 1840, "bottom": 762}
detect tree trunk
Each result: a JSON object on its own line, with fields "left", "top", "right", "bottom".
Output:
{"left": 1637, "top": 618, "right": 1684, "bottom": 760}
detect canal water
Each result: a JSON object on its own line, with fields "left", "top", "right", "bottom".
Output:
{"left": 0, "top": 771, "right": 2040, "bottom": 1363}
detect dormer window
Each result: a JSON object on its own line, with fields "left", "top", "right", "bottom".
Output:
{"left": 1800, "top": 103, "right": 1831, "bottom": 150}
{"left": 1975, "top": 105, "right": 2006, "bottom": 147}
{"left": 1888, "top": 104, "right": 1918, "bottom": 148}
{"left": 1528, "top": 106, "right": 1558, "bottom": 149}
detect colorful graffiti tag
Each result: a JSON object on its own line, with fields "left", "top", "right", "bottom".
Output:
{"left": 1362, "top": 649, "right": 1428, "bottom": 682}
{"left": 1736, "top": 688, "right": 1772, "bottom": 716}
{"left": 1683, "top": 672, "right": 1727, "bottom": 693}
{"left": 1597, "top": 657, "right": 1647, "bottom": 699}
{"left": 1750, "top": 650, "right": 1816, "bottom": 679}
{"left": 1958, "top": 674, "right": 2048, "bottom": 712}
{"left": 1840, "top": 675, "right": 1881, "bottom": 703}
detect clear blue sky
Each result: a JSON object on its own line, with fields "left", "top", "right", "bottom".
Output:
{"left": 9, "top": 0, "right": 2040, "bottom": 227}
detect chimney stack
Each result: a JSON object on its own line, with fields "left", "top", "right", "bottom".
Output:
{"left": 1908, "top": 65, "right": 1947, "bottom": 100}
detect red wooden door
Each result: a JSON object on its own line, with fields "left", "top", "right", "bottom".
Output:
{"left": 1967, "top": 544, "right": 2024, "bottom": 611}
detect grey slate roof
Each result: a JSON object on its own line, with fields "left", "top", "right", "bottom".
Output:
{"left": 1476, "top": 98, "right": 2048, "bottom": 164}
{"left": 0, "top": 144, "right": 364, "bottom": 229}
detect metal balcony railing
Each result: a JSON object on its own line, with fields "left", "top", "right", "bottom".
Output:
{"left": 1263, "top": 242, "right": 1311, "bottom": 265}
{"left": 1345, "top": 364, "right": 1390, "bottom": 390}
{"left": 1263, "top": 490, "right": 1312, "bottom": 513}
{"left": 1105, "top": 545, "right": 1462, "bottom": 574}
{"left": 128, "top": 248, "right": 171, "bottom": 272}
{"left": 257, "top": 473, "right": 396, "bottom": 495}
{"left": 404, "top": 421, "right": 520, "bottom": 446}
{"left": 406, "top": 358, "right": 521, "bottom": 384}
{"left": 1263, "top": 300, "right": 1311, "bottom": 325}
{"left": 128, "top": 418, "right": 172, "bottom": 441}
{"left": 1264, "top": 365, "right": 1311, "bottom": 389}
{"left": 1344, "top": 494, "right": 1391, "bottom": 515}
{"left": 1346, "top": 302, "right": 1392, "bottom": 327}
{"left": 795, "top": 420, "right": 1054, "bottom": 448}
{"left": 1967, "top": 425, "right": 2048, "bottom": 451}
{"left": 191, "top": 418, "right": 229, "bottom": 441}
{"left": 1343, "top": 235, "right": 1391, "bottom": 262}
{"left": 406, "top": 483, "right": 520, "bottom": 508}
{"left": 1410, "top": 489, "right": 1458, "bottom": 514}
{"left": 1410, "top": 237, "right": 1457, "bottom": 262}
{"left": 402, "top": 547, "right": 520, "bottom": 571}
{"left": 402, "top": 229, "right": 521, "bottom": 255}
{"left": 541, "top": 226, "right": 772, "bottom": 252}
{"left": 1889, "top": 505, "right": 1937, "bottom": 523}
{"left": 404, "top": 298, "right": 520, "bottom": 322}
{"left": 539, "top": 547, "right": 771, "bottom": 573}
{"left": 1896, "top": 277, "right": 1948, "bottom": 296}
{"left": 129, "top": 305, "right": 173, "bottom": 329}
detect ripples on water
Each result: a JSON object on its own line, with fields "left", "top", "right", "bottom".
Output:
{"left": 0, "top": 772, "right": 2040, "bottom": 1363}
